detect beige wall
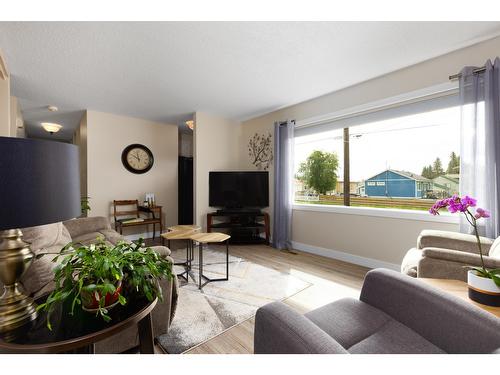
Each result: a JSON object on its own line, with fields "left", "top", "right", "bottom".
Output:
{"left": 194, "top": 112, "right": 242, "bottom": 229}
{"left": 86, "top": 110, "right": 178, "bottom": 236}
{"left": 241, "top": 35, "right": 500, "bottom": 265}
{"left": 292, "top": 210, "right": 457, "bottom": 266}
{"left": 10, "top": 96, "right": 25, "bottom": 138}
{"left": 73, "top": 111, "right": 88, "bottom": 201}
{"left": 0, "top": 75, "right": 10, "bottom": 137}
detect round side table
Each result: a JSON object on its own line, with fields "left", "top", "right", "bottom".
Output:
{"left": 0, "top": 294, "right": 157, "bottom": 354}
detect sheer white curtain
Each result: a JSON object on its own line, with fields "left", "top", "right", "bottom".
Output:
{"left": 459, "top": 58, "right": 500, "bottom": 237}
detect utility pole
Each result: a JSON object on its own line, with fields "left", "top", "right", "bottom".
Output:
{"left": 343, "top": 128, "right": 350, "bottom": 206}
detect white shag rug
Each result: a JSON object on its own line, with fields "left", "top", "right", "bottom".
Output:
{"left": 157, "top": 246, "right": 312, "bottom": 353}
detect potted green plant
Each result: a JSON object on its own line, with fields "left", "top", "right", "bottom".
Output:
{"left": 80, "top": 196, "right": 91, "bottom": 216}
{"left": 36, "top": 238, "right": 173, "bottom": 329}
{"left": 430, "top": 195, "right": 500, "bottom": 306}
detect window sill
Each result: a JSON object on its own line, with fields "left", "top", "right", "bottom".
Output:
{"left": 292, "top": 203, "right": 459, "bottom": 224}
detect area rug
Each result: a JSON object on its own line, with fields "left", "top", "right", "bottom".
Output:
{"left": 157, "top": 246, "right": 312, "bottom": 353}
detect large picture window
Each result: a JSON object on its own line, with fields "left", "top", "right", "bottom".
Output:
{"left": 294, "top": 94, "right": 461, "bottom": 211}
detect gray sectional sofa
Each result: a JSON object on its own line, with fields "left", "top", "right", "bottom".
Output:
{"left": 254, "top": 269, "right": 500, "bottom": 354}
{"left": 13, "top": 216, "right": 178, "bottom": 354}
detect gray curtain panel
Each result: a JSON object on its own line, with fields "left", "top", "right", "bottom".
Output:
{"left": 272, "top": 120, "right": 295, "bottom": 249}
{"left": 459, "top": 58, "right": 500, "bottom": 238}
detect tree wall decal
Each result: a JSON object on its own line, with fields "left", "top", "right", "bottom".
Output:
{"left": 248, "top": 132, "right": 273, "bottom": 170}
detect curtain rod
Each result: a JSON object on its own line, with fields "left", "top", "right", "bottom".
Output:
{"left": 449, "top": 66, "right": 486, "bottom": 81}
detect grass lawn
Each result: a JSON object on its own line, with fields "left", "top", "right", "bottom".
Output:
{"left": 294, "top": 200, "right": 429, "bottom": 211}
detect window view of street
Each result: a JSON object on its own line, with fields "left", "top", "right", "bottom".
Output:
{"left": 294, "top": 105, "right": 461, "bottom": 211}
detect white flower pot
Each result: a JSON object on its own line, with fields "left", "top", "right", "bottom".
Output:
{"left": 467, "top": 270, "right": 500, "bottom": 307}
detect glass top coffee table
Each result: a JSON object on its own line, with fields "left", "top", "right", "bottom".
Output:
{"left": 0, "top": 293, "right": 157, "bottom": 354}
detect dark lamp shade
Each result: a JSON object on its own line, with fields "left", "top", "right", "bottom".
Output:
{"left": 0, "top": 136, "right": 81, "bottom": 230}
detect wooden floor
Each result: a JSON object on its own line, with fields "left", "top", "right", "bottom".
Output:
{"left": 154, "top": 242, "right": 369, "bottom": 354}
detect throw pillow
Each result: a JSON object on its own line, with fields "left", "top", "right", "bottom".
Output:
{"left": 20, "top": 222, "right": 72, "bottom": 295}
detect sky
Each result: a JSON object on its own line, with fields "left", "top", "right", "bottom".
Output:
{"left": 294, "top": 106, "right": 461, "bottom": 182}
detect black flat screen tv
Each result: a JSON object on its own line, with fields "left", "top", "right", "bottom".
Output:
{"left": 209, "top": 171, "right": 269, "bottom": 209}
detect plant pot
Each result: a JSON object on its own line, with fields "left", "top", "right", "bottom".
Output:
{"left": 81, "top": 280, "right": 123, "bottom": 313}
{"left": 467, "top": 270, "right": 500, "bottom": 307}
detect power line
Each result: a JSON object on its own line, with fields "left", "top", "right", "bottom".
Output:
{"left": 295, "top": 123, "right": 449, "bottom": 145}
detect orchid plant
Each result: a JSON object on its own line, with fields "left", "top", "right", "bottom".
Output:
{"left": 429, "top": 195, "right": 500, "bottom": 286}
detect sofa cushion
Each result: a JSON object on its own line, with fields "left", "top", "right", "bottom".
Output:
{"left": 401, "top": 247, "right": 421, "bottom": 277}
{"left": 71, "top": 232, "right": 113, "bottom": 247}
{"left": 99, "top": 229, "right": 126, "bottom": 245}
{"left": 19, "top": 222, "right": 72, "bottom": 296}
{"left": 418, "top": 229, "right": 492, "bottom": 254}
{"left": 149, "top": 245, "right": 171, "bottom": 258}
{"left": 23, "top": 247, "right": 60, "bottom": 298}
{"left": 489, "top": 236, "right": 500, "bottom": 258}
{"left": 305, "top": 298, "right": 391, "bottom": 349}
{"left": 63, "top": 216, "right": 111, "bottom": 239}
{"left": 305, "top": 298, "right": 445, "bottom": 354}
{"left": 348, "top": 320, "right": 445, "bottom": 354}
{"left": 21, "top": 222, "right": 71, "bottom": 252}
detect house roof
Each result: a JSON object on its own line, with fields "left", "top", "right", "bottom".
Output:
{"left": 392, "top": 170, "right": 430, "bottom": 181}
{"left": 366, "top": 169, "right": 430, "bottom": 182}
{"left": 432, "top": 174, "right": 460, "bottom": 183}
{"left": 433, "top": 182, "right": 449, "bottom": 190}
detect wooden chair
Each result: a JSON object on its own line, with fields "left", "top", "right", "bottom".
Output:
{"left": 113, "top": 200, "right": 162, "bottom": 239}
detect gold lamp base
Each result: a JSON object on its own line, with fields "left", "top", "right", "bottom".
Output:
{"left": 0, "top": 286, "right": 37, "bottom": 333}
{"left": 0, "top": 229, "right": 38, "bottom": 332}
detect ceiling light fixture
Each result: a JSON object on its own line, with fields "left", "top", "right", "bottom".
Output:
{"left": 185, "top": 120, "right": 194, "bottom": 130}
{"left": 41, "top": 122, "right": 63, "bottom": 134}
{"left": 47, "top": 106, "right": 58, "bottom": 112}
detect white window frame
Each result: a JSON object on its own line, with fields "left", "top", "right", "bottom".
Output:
{"left": 292, "top": 82, "right": 460, "bottom": 224}
{"left": 292, "top": 203, "right": 458, "bottom": 223}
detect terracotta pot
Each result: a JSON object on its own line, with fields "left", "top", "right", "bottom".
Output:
{"left": 81, "top": 280, "right": 123, "bottom": 312}
{"left": 467, "top": 270, "right": 500, "bottom": 307}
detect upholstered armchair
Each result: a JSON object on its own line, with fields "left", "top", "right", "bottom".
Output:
{"left": 401, "top": 229, "right": 500, "bottom": 281}
{"left": 254, "top": 269, "right": 500, "bottom": 354}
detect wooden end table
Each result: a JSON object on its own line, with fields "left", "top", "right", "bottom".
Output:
{"left": 420, "top": 278, "right": 500, "bottom": 318}
{"left": 138, "top": 205, "right": 163, "bottom": 237}
{"left": 190, "top": 232, "right": 231, "bottom": 290}
{"left": 167, "top": 225, "right": 202, "bottom": 232}
{"left": 161, "top": 226, "right": 201, "bottom": 282}
{"left": 0, "top": 294, "right": 157, "bottom": 353}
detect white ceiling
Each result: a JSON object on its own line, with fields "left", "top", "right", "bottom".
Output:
{"left": 2, "top": 21, "right": 500, "bottom": 140}
{"left": 18, "top": 98, "right": 85, "bottom": 141}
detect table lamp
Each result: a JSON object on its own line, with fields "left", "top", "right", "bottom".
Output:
{"left": 0, "top": 137, "right": 80, "bottom": 332}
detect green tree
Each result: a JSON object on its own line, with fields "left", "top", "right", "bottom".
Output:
{"left": 297, "top": 150, "right": 339, "bottom": 195}
{"left": 432, "top": 157, "right": 445, "bottom": 177}
{"left": 421, "top": 165, "right": 433, "bottom": 179}
{"left": 446, "top": 152, "right": 460, "bottom": 174}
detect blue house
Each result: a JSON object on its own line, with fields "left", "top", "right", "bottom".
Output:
{"left": 364, "top": 170, "right": 432, "bottom": 198}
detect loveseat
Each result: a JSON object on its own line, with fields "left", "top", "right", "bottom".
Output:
{"left": 401, "top": 229, "right": 500, "bottom": 281}
{"left": 12, "top": 216, "right": 178, "bottom": 354}
{"left": 254, "top": 269, "right": 500, "bottom": 354}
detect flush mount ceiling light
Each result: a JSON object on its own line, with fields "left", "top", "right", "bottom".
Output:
{"left": 185, "top": 120, "right": 194, "bottom": 130}
{"left": 41, "top": 122, "right": 63, "bottom": 134}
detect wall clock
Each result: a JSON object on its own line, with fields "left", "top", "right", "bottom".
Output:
{"left": 121, "top": 144, "right": 154, "bottom": 174}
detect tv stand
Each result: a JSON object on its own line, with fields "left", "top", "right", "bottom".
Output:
{"left": 216, "top": 208, "right": 261, "bottom": 215}
{"left": 207, "top": 211, "right": 270, "bottom": 245}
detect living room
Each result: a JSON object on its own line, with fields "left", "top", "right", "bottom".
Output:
{"left": 1, "top": 2, "right": 500, "bottom": 374}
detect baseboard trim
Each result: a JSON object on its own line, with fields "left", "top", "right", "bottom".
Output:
{"left": 291, "top": 241, "right": 400, "bottom": 271}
